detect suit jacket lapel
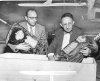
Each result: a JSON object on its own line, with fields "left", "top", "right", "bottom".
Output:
{"left": 69, "top": 26, "right": 76, "bottom": 43}
{"left": 70, "top": 32, "right": 73, "bottom": 43}
{"left": 22, "top": 22, "right": 28, "bottom": 31}
{"left": 35, "top": 24, "right": 39, "bottom": 38}
{"left": 70, "top": 26, "right": 79, "bottom": 43}
{"left": 58, "top": 31, "right": 64, "bottom": 51}
{"left": 24, "top": 22, "right": 39, "bottom": 38}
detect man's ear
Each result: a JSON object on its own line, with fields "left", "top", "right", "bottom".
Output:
{"left": 73, "top": 21, "right": 75, "bottom": 25}
{"left": 60, "top": 23, "right": 63, "bottom": 27}
{"left": 25, "top": 16, "right": 27, "bottom": 20}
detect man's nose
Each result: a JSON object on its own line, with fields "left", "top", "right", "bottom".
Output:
{"left": 65, "top": 24, "right": 69, "bottom": 28}
{"left": 33, "top": 18, "right": 37, "bottom": 21}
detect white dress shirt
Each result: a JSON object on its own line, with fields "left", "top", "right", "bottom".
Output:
{"left": 62, "top": 33, "right": 71, "bottom": 49}
{"left": 27, "top": 23, "right": 35, "bottom": 35}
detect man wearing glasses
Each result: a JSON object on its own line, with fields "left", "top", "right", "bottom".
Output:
{"left": 47, "top": 13, "right": 98, "bottom": 62}
{"left": 6, "top": 9, "right": 48, "bottom": 54}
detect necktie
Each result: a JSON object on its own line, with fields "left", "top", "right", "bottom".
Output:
{"left": 30, "top": 27, "right": 33, "bottom": 36}
{"left": 30, "top": 27, "right": 35, "bottom": 36}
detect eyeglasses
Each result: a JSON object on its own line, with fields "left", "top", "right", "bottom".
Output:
{"left": 27, "top": 16, "right": 38, "bottom": 20}
{"left": 61, "top": 22, "right": 73, "bottom": 27}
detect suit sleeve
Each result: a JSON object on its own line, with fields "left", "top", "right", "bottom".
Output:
{"left": 39, "top": 26, "right": 48, "bottom": 51}
{"left": 40, "top": 27, "right": 48, "bottom": 44}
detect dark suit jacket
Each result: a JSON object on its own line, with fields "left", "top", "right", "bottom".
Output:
{"left": 47, "top": 25, "right": 83, "bottom": 55}
{"left": 6, "top": 21, "right": 48, "bottom": 52}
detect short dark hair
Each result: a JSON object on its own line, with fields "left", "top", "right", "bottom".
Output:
{"left": 25, "top": 9, "right": 36, "bottom": 16}
{"left": 61, "top": 13, "right": 74, "bottom": 20}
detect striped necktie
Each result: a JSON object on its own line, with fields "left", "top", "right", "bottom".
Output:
{"left": 30, "top": 26, "right": 35, "bottom": 36}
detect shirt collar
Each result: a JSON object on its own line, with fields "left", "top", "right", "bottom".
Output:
{"left": 27, "top": 23, "right": 35, "bottom": 28}
{"left": 64, "top": 31, "right": 72, "bottom": 35}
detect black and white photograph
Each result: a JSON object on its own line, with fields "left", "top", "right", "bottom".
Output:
{"left": 0, "top": 0, "right": 99, "bottom": 81}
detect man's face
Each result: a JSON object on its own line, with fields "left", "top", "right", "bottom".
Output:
{"left": 60, "top": 17, "right": 74, "bottom": 33}
{"left": 25, "top": 10, "right": 38, "bottom": 26}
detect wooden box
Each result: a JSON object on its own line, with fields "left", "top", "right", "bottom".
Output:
{"left": 0, "top": 53, "right": 96, "bottom": 81}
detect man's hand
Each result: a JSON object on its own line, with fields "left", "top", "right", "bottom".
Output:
{"left": 76, "top": 36, "right": 86, "bottom": 43}
{"left": 16, "top": 43, "right": 31, "bottom": 51}
{"left": 80, "top": 47, "right": 91, "bottom": 56}
{"left": 48, "top": 53, "right": 55, "bottom": 61}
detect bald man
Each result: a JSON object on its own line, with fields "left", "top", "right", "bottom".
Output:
{"left": 6, "top": 9, "right": 48, "bottom": 54}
